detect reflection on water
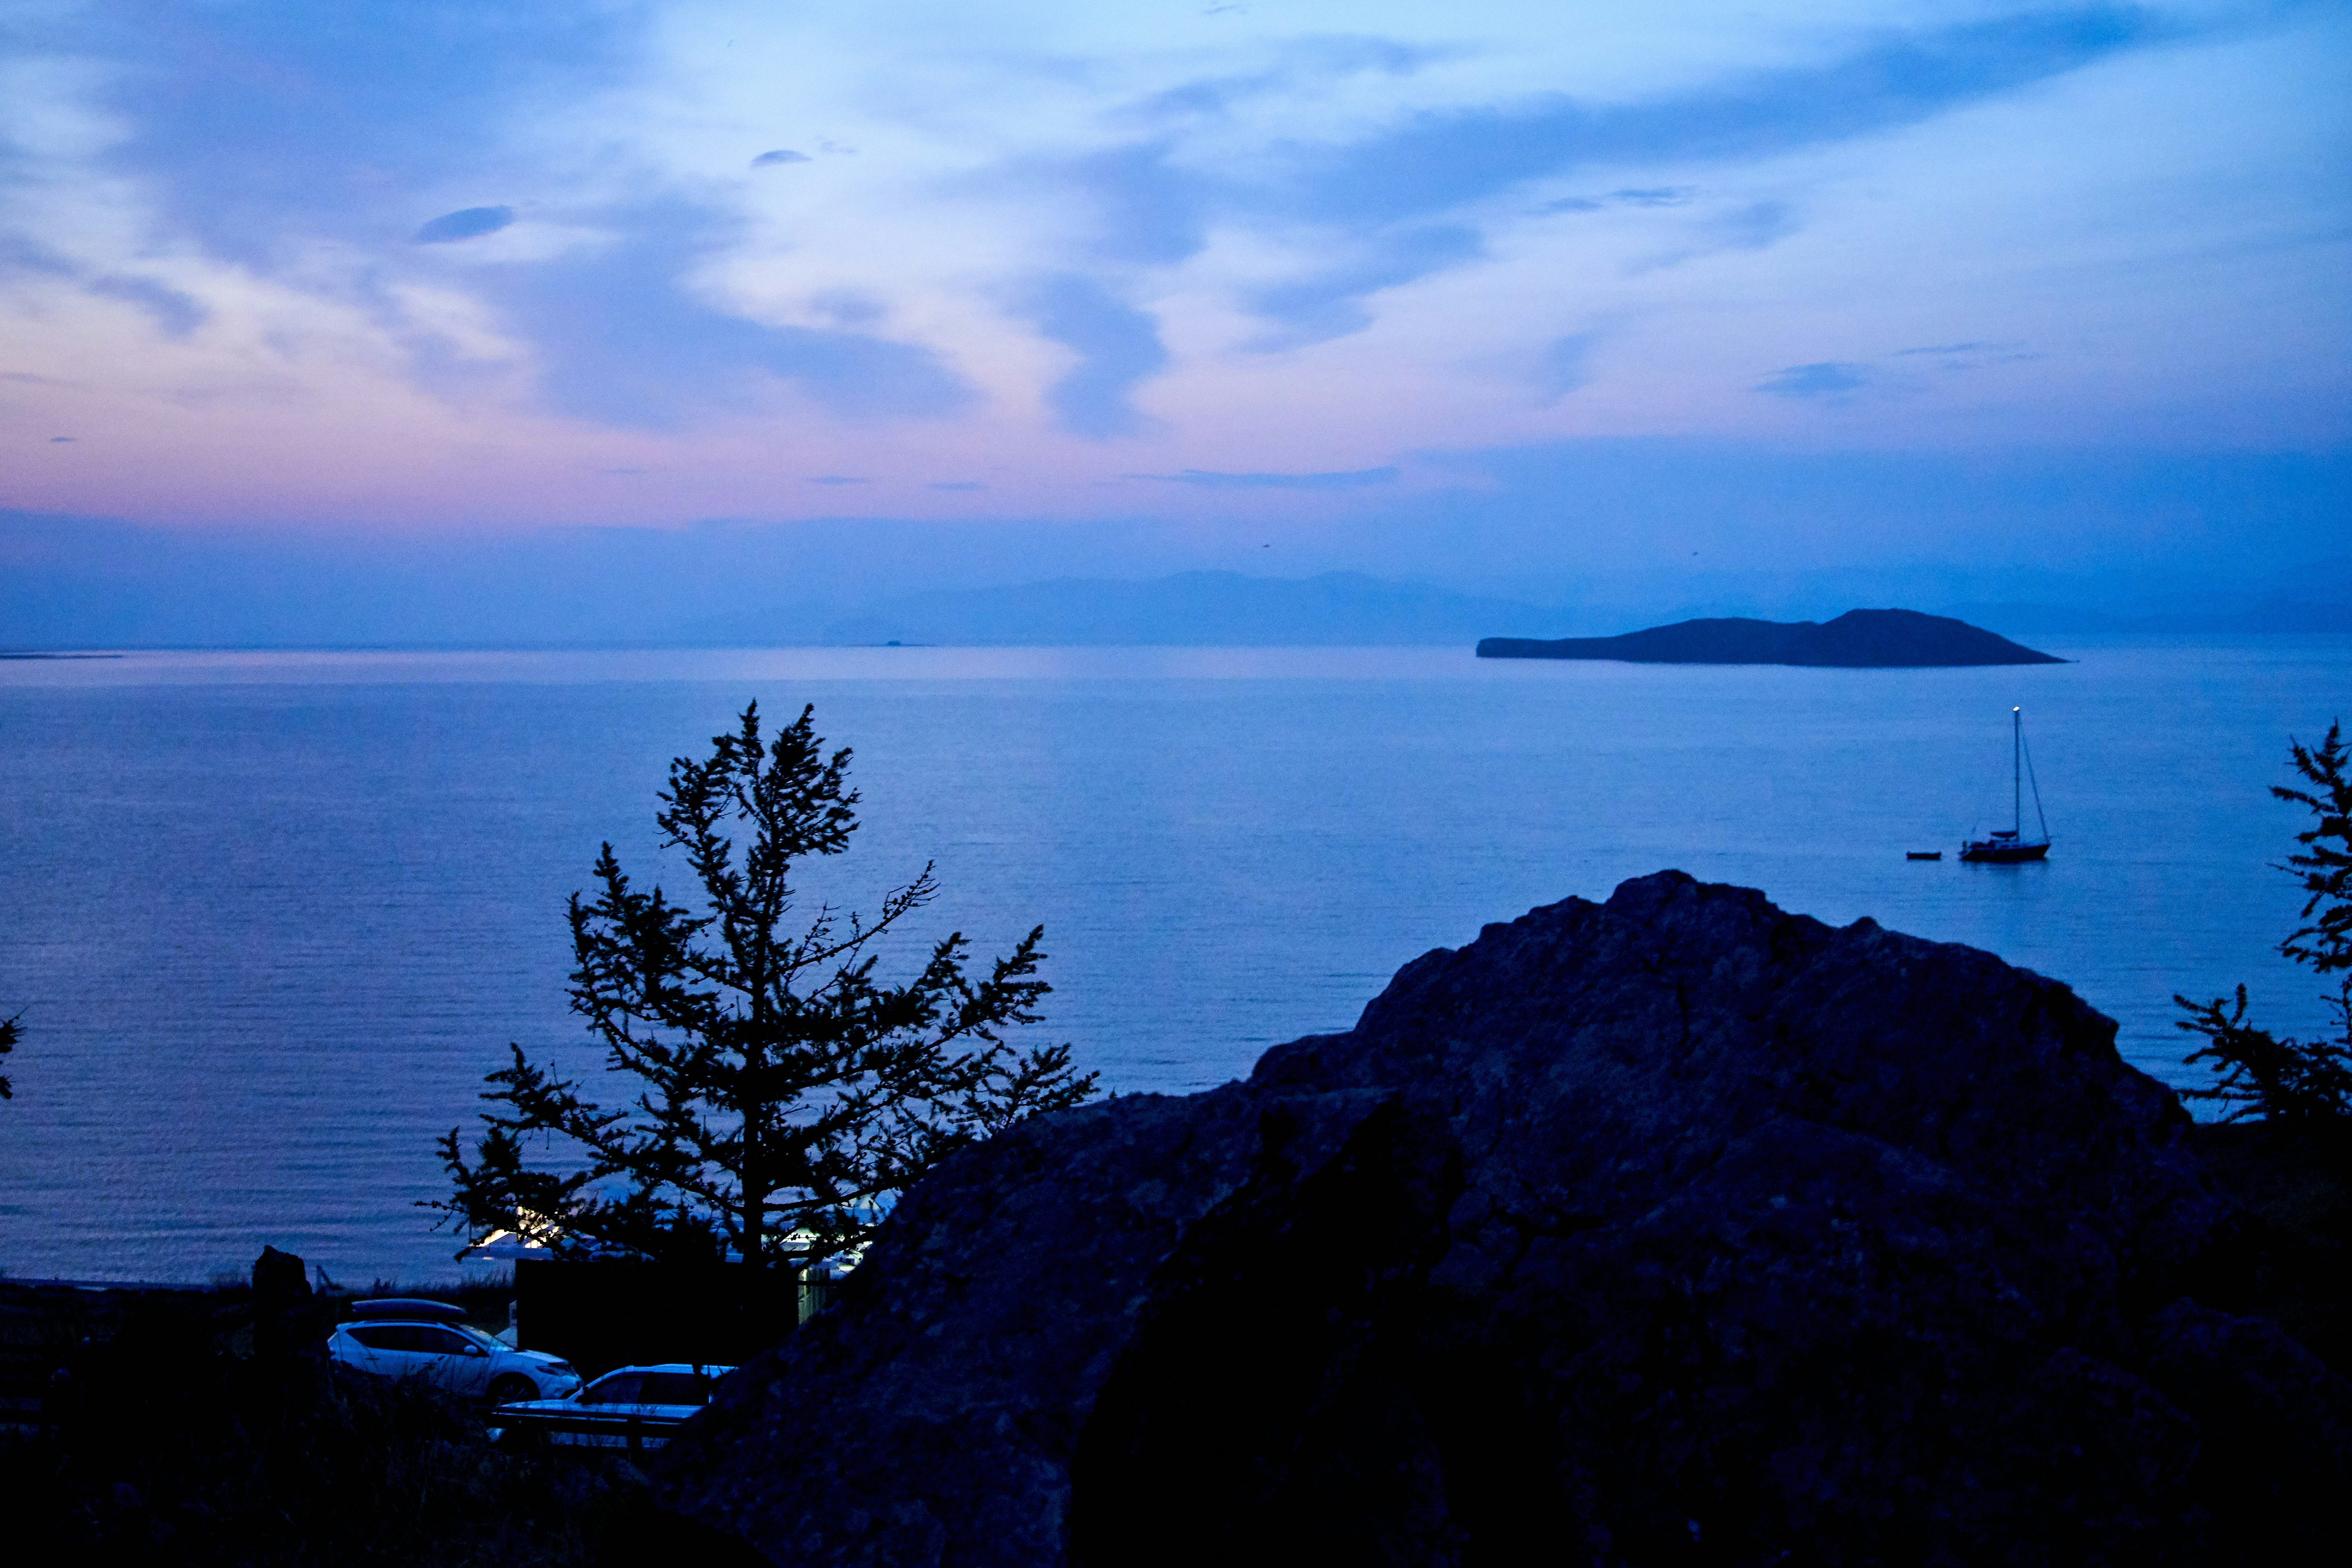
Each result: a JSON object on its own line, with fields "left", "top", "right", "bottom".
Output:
{"left": 2, "top": 635, "right": 2346, "bottom": 1280}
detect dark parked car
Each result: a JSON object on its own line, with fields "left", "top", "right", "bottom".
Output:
{"left": 488, "top": 1363, "right": 735, "bottom": 1450}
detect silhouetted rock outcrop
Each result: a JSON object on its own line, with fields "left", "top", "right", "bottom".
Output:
{"left": 1477, "top": 606, "right": 2064, "bottom": 665}
{"left": 656, "top": 873, "right": 2345, "bottom": 1566}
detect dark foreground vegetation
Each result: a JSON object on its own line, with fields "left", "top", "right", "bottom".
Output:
{"left": 0, "top": 1110, "right": 2337, "bottom": 1564}
{"left": 0, "top": 1265, "right": 761, "bottom": 1566}
{"left": 2189, "top": 1122, "right": 2349, "bottom": 1374}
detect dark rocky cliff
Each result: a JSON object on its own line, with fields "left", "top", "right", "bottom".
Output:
{"left": 1477, "top": 607, "right": 2064, "bottom": 666}
{"left": 656, "top": 873, "right": 2345, "bottom": 1566}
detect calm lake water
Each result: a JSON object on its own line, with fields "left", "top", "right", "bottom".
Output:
{"left": 2, "top": 637, "right": 2346, "bottom": 1283}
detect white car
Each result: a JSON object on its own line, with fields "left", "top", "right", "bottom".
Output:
{"left": 488, "top": 1363, "right": 735, "bottom": 1451}
{"left": 327, "top": 1298, "right": 581, "bottom": 1405}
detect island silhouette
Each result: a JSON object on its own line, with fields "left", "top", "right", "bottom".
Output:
{"left": 1477, "top": 607, "right": 2064, "bottom": 666}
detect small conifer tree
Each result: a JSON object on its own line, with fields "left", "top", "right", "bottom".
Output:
{"left": 431, "top": 702, "right": 1096, "bottom": 1265}
{"left": 2176, "top": 722, "right": 2352, "bottom": 1123}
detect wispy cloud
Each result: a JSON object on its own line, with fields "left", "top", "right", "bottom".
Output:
{"left": 1709, "top": 201, "right": 1799, "bottom": 250}
{"left": 88, "top": 275, "right": 209, "bottom": 337}
{"left": 1009, "top": 141, "right": 1209, "bottom": 267}
{"left": 1539, "top": 331, "right": 1601, "bottom": 401}
{"left": 1019, "top": 274, "right": 1169, "bottom": 439}
{"left": 1611, "top": 187, "right": 1696, "bottom": 207}
{"left": 1262, "top": 7, "right": 2167, "bottom": 231}
{"left": 1120, "top": 35, "right": 1446, "bottom": 124}
{"left": 1245, "top": 224, "right": 1481, "bottom": 348}
{"left": 1625, "top": 198, "right": 1804, "bottom": 275}
{"left": 1890, "top": 339, "right": 2045, "bottom": 370}
{"left": 1546, "top": 186, "right": 1698, "bottom": 215}
{"left": 70, "top": 6, "right": 647, "bottom": 265}
{"left": 1180, "top": 10, "right": 2167, "bottom": 340}
{"left": 414, "top": 207, "right": 515, "bottom": 244}
{"left": 1129, "top": 466, "right": 1398, "bottom": 489}
{"left": 468, "top": 207, "right": 977, "bottom": 429}
{"left": 1758, "top": 362, "right": 1869, "bottom": 400}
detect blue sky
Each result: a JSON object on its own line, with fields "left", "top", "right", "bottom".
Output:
{"left": 0, "top": 1, "right": 2344, "bottom": 590}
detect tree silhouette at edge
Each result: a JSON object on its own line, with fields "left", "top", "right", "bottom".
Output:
{"left": 2177, "top": 721, "right": 2352, "bottom": 1123}
{"left": 429, "top": 702, "right": 1097, "bottom": 1266}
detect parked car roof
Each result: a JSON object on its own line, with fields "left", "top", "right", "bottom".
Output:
{"left": 344, "top": 1297, "right": 469, "bottom": 1323}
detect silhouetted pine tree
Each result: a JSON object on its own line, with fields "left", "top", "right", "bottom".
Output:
{"left": 2177, "top": 721, "right": 2352, "bottom": 1122}
{"left": 431, "top": 702, "right": 1095, "bottom": 1266}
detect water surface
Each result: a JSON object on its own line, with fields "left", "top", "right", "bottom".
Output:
{"left": 2, "top": 637, "right": 2344, "bottom": 1281}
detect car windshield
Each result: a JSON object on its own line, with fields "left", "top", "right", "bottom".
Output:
{"left": 450, "top": 1323, "right": 505, "bottom": 1351}
{"left": 639, "top": 1372, "right": 712, "bottom": 1406}
{"left": 581, "top": 1372, "right": 645, "bottom": 1405}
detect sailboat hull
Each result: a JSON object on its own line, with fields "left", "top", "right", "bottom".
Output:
{"left": 1959, "top": 707, "right": 2053, "bottom": 863}
{"left": 1960, "top": 841, "right": 2050, "bottom": 863}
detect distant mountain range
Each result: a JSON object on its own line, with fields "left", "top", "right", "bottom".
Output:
{"left": 685, "top": 569, "right": 2352, "bottom": 650}
{"left": 691, "top": 571, "right": 1578, "bottom": 647}
{"left": 1931, "top": 555, "right": 2352, "bottom": 635}
{"left": 4, "top": 503, "right": 2346, "bottom": 650}
{"left": 1932, "top": 598, "right": 2352, "bottom": 635}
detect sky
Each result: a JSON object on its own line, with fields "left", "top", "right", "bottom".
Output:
{"left": 0, "top": 1, "right": 2347, "bottom": 622}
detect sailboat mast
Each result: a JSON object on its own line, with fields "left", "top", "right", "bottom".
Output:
{"left": 2011, "top": 707, "right": 2021, "bottom": 835}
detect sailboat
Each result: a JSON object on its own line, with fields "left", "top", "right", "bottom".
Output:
{"left": 1960, "top": 706, "right": 2051, "bottom": 863}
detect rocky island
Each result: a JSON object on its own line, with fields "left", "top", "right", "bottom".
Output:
{"left": 1477, "top": 606, "right": 2064, "bottom": 666}
{"left": 655, "top": 873, "right": 2345, "bottom": 1566}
